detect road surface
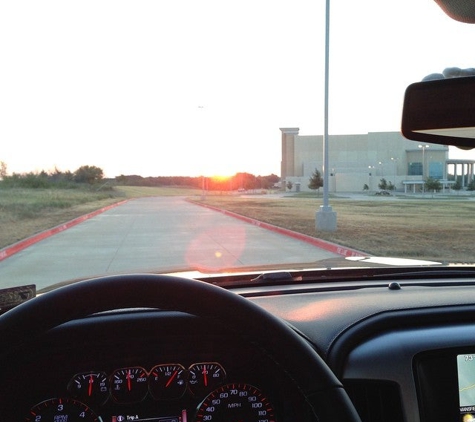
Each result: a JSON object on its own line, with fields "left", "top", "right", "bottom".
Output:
{"left": 0, "top": 197, "right": 340, "bottom": 290}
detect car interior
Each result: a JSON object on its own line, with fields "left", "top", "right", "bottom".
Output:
{"left": 2, "top": 0, "right": 475, "bottom": 421}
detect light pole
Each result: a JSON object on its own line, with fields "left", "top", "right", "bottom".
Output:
{"left": 418, "top": 144, "right": 429, "bottom": 178}
{"left": 391, "top": 157, "right": 398, "bottom": 189}
{"left": 368, "top": 165, "right": 375, "bottom": 192}
{"left": 316, "top": 0, "right": 336, "bottom": 231}
{"left": 418, "top": 144, "right": 429, "bottom": 194}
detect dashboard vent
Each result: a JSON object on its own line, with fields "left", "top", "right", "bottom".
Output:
{"left": 344, "top": 380, "right": 404, "bottom": 422}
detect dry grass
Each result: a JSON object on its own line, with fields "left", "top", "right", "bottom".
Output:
{"left": 2, "top": 185, "right": 474, "bottom": 263}
{"left": 192, "top": 195, "right": 475, "bottom": 263}
{"left": 0, "top": 186, "right": 201, "bottom": 249}
{"left": 0, "top": 188, "right": 125, "bottom": 249}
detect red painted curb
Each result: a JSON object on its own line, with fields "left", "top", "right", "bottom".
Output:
{"left": 189, "top": 200, "right": 366, "bottom": 258}
{"left": 0, "top": 200, "right": 129, "bottom": 262}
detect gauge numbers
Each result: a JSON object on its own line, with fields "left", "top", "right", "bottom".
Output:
{"left": 25, "top": 397, "right": 100, "bottom": 421}
{"left": 149, "top": 364, "right": 187, "bottom": 400}
{"left": 195, "top": 383, "right": 276, "bottom": 422}
{"left": 110, "top": 366, "right": 149, "bottom": 404}
{"left": 68, "top": 371, "right": 109, "bottom": 405}
{"left": 64, "top": 361, "right": 227, "bottom": 407}
{"left": 189, "top": 362, "right": 226, "bottom": 395}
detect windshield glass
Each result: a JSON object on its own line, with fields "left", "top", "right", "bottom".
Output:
{"left": 1, "top": 0, "right": 474, "bottom": 290}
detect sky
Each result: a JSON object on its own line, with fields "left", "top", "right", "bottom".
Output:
{"left": 1, "top": 0, "right": 474, "bottom": 178}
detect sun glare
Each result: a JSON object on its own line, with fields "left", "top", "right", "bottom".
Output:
{"left": 211, "top": 175, "right": 232, "bottom": 182}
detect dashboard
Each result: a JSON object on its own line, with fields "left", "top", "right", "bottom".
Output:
{"left": 3, "top": 273, "right": 475, "bottom": 422}
{"left": 237, "top": 277, "right": 475, "bottom": 422}
{"left": 3, "top": 310, "right": 308, "bottom": 421}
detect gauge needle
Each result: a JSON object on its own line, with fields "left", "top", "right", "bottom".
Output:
{"left": 88, "top": 374, "right": 93, "bottom": 397}
{"left": 127, "top": 370, "right": 132, "bottom": 391}
{"left": 165, "top": 370, "right": 178, "bottom": 388}
{"left": 202, "top": 366, "right": 208, "bottom": 387}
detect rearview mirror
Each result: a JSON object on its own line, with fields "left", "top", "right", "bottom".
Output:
{"left": 401, "top": 76, "right": 475, "bottom": 149}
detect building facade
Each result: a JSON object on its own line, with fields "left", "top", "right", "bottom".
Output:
{"left": 280, "top": 128, "right": 453, "bottom": 193}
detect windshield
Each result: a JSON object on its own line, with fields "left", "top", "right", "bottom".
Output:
{"left": 1, "top": 0, "right": 474, "bottom": 291}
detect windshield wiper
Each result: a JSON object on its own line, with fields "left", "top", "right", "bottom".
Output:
{"left": 250, "top": 272, "right": 299, "bottom": 283}
{"left": 198, "top": 264, "right": 475, "bottom": 289}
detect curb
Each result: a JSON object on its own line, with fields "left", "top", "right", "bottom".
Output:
{"left": 0, "top": 200, "right": 128, "bottom": 263}
{"left": 188, "top": 200, "right": 366, "bottom": 258}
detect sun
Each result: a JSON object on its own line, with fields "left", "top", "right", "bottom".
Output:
{"left": 211, "top": 175, "right": 232, "bottom": 183}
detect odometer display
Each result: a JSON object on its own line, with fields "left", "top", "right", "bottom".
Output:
{"left": 195, "top": 383, "right": 276, "bottom": 422}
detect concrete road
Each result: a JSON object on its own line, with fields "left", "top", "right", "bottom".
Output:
{"left": 0, "top": 197, "right": 340, "bottom": 290}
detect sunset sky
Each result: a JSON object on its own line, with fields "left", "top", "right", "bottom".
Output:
{"left": 1, "top": 0, "right": 474, "bottom": 178}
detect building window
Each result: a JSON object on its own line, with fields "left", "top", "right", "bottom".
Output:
{"left": 408, "top": 162, "right": 422, "bottom": 176}
{"left": 429, "top": 162, "right": 443, "bottom": 179}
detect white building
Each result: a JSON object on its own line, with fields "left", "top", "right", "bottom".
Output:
{"left": 279, "top": 128, "right": 469, "bottom": 193}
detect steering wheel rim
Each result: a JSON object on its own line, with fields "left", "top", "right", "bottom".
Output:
{"left": 0, "top": 273, "right": 361, "bottom": 422}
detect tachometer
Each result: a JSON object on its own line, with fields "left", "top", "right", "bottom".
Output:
{"left": 25, "top": 397, "right": 100, "bottom": 421}
{"left": 110, "top": 366, "right": 148, "bottom": 403}
{"left": 195, "top": 383, "right": 276, "bottom": 422}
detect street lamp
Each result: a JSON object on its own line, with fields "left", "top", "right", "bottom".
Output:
{"left": 368, "top": 165, "right": 375, "bottom": 192}
{"left": 316, "top": 0, "right": 336, "bottom": 231}
{"left": 418, "top": 144, "right": 430, "bottom": 178}
{"left": 391, "top": 157, "right": 398, "bottom": 188}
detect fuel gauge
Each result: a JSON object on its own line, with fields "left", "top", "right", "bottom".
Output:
{"left": 67, "top": 371, "right": 109, "bottom": 405}
{"left": 188, "top": 362, "right": 226, "bottom": 396}
{"left": 149, "top": 364, "right": 187, "bottom": 400}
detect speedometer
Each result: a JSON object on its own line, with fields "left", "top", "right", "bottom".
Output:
{"left": 195, "top": 383, "right": 276, "bottom": 422}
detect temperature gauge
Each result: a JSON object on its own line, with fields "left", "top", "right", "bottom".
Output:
{"left": 188, "top": 362, "right": 226, "bottom": 395}
{"left": 110, "top": 366, "right": 149, "bottom": 403}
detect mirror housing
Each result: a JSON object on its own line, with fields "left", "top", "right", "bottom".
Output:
{"left": 401, "top": 76, "right": 475, "bottom": 149}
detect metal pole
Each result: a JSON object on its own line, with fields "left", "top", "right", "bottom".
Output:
{"left": 316, "top": 0, "right": 336, "bottom": 231}
{"left": 322, "top": 0, "right": 330, "bottom": 208}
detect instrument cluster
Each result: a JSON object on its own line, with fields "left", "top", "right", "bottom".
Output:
{"left": 67, "top": 362, "right": 226, "bottom": 405}
{"left": 24, "top": 361, "right": 277, "bottom": 422}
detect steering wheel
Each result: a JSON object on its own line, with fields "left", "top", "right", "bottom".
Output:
{"left": 0, "top": 274, "right": 360, "bottom": 422}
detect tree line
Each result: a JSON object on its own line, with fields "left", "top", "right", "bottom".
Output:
{"left": 115, "top": 173, "right": 280, "bottom": 191}
{"left": 0, "top": 164, "right": 104, "bottom": 188}
{"left": 0, "top": 162, "right": 280, "bottom": 191}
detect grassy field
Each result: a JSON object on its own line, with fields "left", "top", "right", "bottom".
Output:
{"left": 190, "top": 195, "right": 475, "bottom": 263}
{"left": 0, "top": 186, "right": 201, "bottom": 249}
{"left": 1, "top": 185, "right": 474, "bottom": 263}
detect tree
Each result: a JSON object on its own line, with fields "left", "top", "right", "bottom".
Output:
{"left": 0, "top": 161, "right": 7, "bottom": 179}
{"left": 378, "top": 178, "right": 388, "bottom": 190}
{"left": 424, "top": 177, "right": 442, "bottom": 192}
{"left": 286, "top": 181, "right": 293, "bottom": 191}
{"left": 308, "top": 169, "right": 323, "bottom": 191}
{"left": 467, "top": 179, "right": 475, "bottom": 191}
{"left": 452, "top": 179, "right": 462, "bottom": 192}
{"left": 363, "top": 184, "right": 369, "bottom": 191}
{"left": 74, "top": 165, "right": 104, "bottom": 185}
